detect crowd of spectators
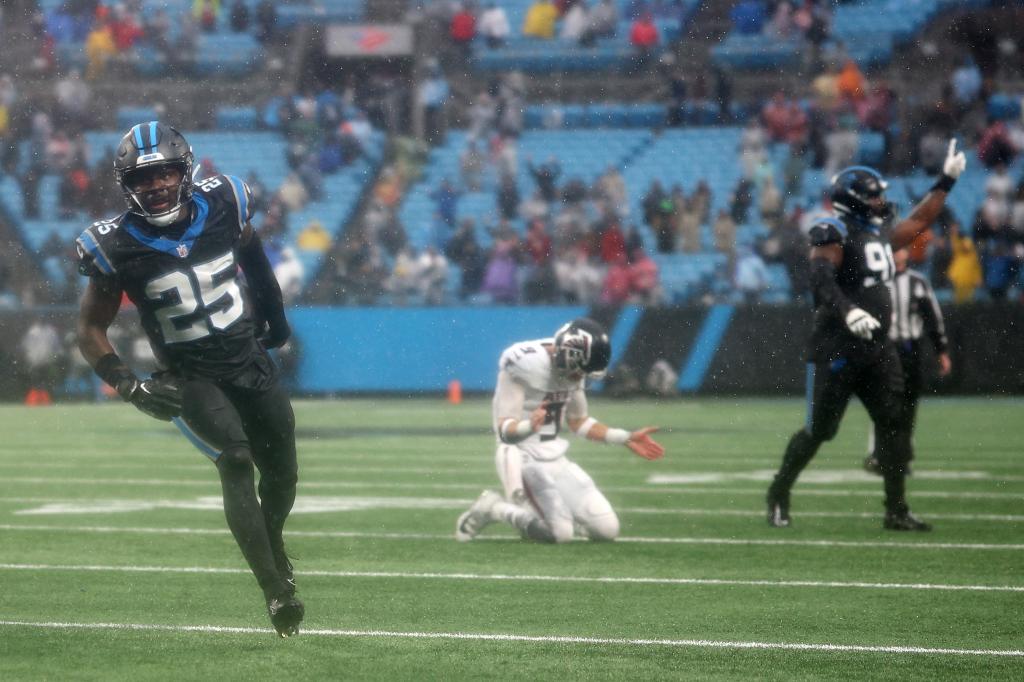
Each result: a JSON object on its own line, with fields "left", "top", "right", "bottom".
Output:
{"left": 3, "top": 2, "right": 1024, "bottom": 308}
{"left": 730, "top": 0, "right": 833, "bottom": 62}
{"left": 316, "top": 66, "right": 666, "bottom": 307}
{"left": 427, "top": 0, "right": 684, "bottom": 64}
{"left": 24, "top": 0, "right": 280, "bottom": 79}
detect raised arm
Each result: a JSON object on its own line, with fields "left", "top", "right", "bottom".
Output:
{"left": 890, "top": 139, "right": 967, "bottom": 250}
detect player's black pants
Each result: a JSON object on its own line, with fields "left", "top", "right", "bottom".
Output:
{"left": 871, "top": 341, "right": 924, "bottom": 464}
{"left": 177, "top": 377, "right": 298, "bottom": 600}
{"left": 769, "top": 343, "right": 913, "bottom": 514}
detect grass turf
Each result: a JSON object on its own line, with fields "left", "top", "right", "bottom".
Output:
{"left": 0, "top": 397, "right": 1022, "bottom": 680}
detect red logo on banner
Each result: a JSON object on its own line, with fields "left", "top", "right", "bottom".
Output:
{"left": 357, "top": 29, "right": 391, "bottom": 51}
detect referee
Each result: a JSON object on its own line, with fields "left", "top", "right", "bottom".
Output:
{"left": 865, "top": 247, "right": 951, "bottom": 475}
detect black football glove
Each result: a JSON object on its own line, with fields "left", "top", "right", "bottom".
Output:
{"left": 116, "top": 376, "right": 183, "bottom": 421}
{"left": 259, "top": 318, "right": 291, "bottom": 350}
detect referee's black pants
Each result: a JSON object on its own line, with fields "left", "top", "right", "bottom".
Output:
{"left": 871, "top": 341, "right": 924, "bottom": 464}
{"left": 769, "top": 343, "right": 914, "bottom": 515}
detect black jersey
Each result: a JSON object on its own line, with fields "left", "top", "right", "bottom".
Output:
{"left": 807, "top": 217, "right": 896, "bottom": 362}
{"left": 76, "top": 174, "right": 273, "bottom": 385}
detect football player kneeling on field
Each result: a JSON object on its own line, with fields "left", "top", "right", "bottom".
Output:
{"left": 455, "top": 318, "right": 664, "bottom": 543}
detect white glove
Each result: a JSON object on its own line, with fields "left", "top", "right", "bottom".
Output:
{"left": 845, "top": 307, "right": 880, "bottom": 340}
{"left": 943, "top": 138, "right": 967, "bottom": 179}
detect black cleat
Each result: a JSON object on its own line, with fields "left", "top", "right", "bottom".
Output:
{"left": 267, "top": 592, "right": 305, "bottom": 638}
{"left": 766, "top": 491, "right": 791, "bottom": 528}
{"left": 883, "top": 510, "right": 932, "bottom": 532}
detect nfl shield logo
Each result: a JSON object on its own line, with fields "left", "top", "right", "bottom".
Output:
{"left": 176, "top": 243, "right": 189, "bottom": 258}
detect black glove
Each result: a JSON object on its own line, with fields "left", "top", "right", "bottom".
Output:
{"left": 116, "top": 376, "right": 183, "bottom": 421}
{"left": 259, "top": 318, "right": 291, "bottom": 350}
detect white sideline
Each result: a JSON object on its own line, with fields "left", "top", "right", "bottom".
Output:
{"left": 1, "top": 523, "right": 1023, "bottom": 551}
{"left": 4, "top": 476, "right": 1024, "bottom": 500}
{"left": 0, "top": 620, "right": 1021, "bottom": 657}
{"left": 1, "top": 562, "right": 1022, "bottom": 593}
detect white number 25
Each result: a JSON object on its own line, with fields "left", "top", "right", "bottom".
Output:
{"left": 145, "top": 251, "right": 244, "bottom": 344}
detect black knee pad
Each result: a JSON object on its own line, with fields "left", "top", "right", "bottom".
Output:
{"left": 217, "top": 444, "right": 255, "bottom": 474}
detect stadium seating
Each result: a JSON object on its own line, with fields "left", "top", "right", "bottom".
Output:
{"left": 470, "top": 0, "right": 699, "bottom": 73}
{"left": 712, "top": 0, "right": 995, "bottom": 71}
{"left": 41, "top": 0, "right": 367, "bottom": 78}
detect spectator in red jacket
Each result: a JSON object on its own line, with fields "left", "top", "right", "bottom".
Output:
{"left": 450, "top": 6, "right": 477, "bottom": 58}
{"left": 601, "top": 253, "right": 632, "bottom": 304}
{"left": 599, "top": 221, "right": 627, "bottom": 264}
{"left": 629, "top": 248, "right": 660, "bottom": 304}
{"left": 110, "top": 7, "right": 144, "bottom": 52}
{"left": 525, "top": 219, "right": 552, "bottom": 265}
{"left": 629, "top": 12, "right": 660, "bottom": 68}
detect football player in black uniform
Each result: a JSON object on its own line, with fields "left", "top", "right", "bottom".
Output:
{"left": 75, "top": 122, "right": 304, "bottom": 636}
{"left": 766, "top": 139, "right": 967, "bottom": 532}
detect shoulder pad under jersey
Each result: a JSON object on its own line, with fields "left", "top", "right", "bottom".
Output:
{"left": 808, "top": 217, "right": 847, "bottom": 248}
{"left": 194, "top": 174, "right": 255, "bottom": 229}
{"left": 499, "top": 339, "right": 552, "bottom": 387}
{"left": 75, "top": 216, "right": 123, "bottom": 277}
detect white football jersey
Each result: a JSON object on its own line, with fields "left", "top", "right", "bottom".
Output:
{"left": 493, "top": 338, "right": 586, "bottom": 461}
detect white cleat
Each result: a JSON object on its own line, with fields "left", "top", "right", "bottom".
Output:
{"left": 455, "top": 490, "right": 502, "bottom": 542}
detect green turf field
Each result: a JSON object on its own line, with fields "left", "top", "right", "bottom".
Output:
{"left": 0, "top": 397, "right": 1021, "bottom": 680}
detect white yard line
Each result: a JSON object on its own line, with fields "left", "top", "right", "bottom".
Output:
{"left": 4, "top": 476, "right": 1024, "bottom": 499}
{"left": 0, "top": 620, "right": 1020, "bottom": 657}
{"left": 1, "top": 523, "right": 1022, "bottom": 550}
{"left": 0, "top": 562, "right": 1021, "bottom": 593}
{"left": 4, "top": 461, "right": 1023, "bottom": 481}
{"left": 1, "top": 496, "right": 1021, "bottom": 523}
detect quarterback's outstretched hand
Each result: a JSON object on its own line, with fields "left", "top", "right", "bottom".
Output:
{"left": 845, "top": 307, "right": 880, "bottom": 340}
{"left": 118, "top": 376, "right": 183, "bottom": 421}
{"left": 943, "top": 138, "right": 967, "bottom": 179}
{"left": 627, "top": 427, "right": 665, "bottom": 460}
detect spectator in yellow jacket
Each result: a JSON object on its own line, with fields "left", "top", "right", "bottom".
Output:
{"left": 85, "top": 23, "right": 117, "bottom": 80}
{"left": 946, "top": 227, "right": 982, "bottom": 303}
{"left": 523, "top": 0, "right": 558, "bottom": 39}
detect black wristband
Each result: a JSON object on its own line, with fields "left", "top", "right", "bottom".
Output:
{"left": 94, "top": 353, "right": 138, "bottom": 395}
{"left": 931, "top": 174, "right": 956, "bottom": 193}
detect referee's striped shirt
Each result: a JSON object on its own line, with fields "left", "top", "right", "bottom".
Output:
{"left": 887, "top": 268, "right": 948, "bottom": 351}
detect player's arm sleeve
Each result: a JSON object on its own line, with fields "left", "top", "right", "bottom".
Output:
{"left": 564, "top": 386, "right": 589, "bottom": 424}
{"left": 493, "top": 370, "right": 529, "bottom": 444}
{"left": 237, "top": 225, "right": 290, "bottom": 348}
{"left": 809, "top": 256, "right": 855, "bottom": 318}
{"left": 224, "top": 175, "right": 256, "bottom": 228}
{"left": 77, "top": 275, "right": 125, "bottom": 368}
{"left": 806, "top": 225, "right": 854, "bottom": 318}
{"left": 75, "top": 228, "right": 117, "bottom": 277}
{"left": 918, "top": 279, "right": 949, "bottom": 353}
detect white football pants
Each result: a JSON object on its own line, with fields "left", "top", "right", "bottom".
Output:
{"left": 495, "top": 443, "right": 620, "bottom": 543}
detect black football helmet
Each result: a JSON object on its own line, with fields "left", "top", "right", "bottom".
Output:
{"left": 830, "top": 166, "right": 895, "bottom": 227}
{"left": 553, "top": 318, "right": 612, "bottom": 379}
{"left": 114, "top": 121, "right": 195, "bottom": 226}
